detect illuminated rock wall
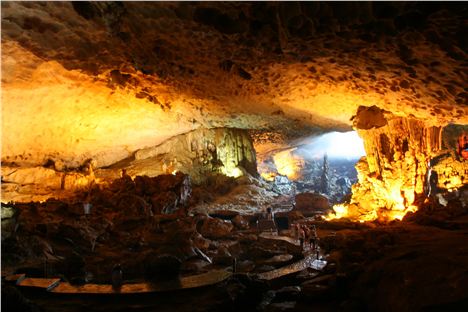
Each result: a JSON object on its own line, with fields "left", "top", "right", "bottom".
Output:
{"left": 1, "top": 166, "right": 95, "bottom": 203}
{"left": 123, "top": 128, "right": 257, "bottom": 184}
{"left": 433, "top": 155, "right": 468, "bottom": 191}
{"left": 347, "top": 106, "right": 442, "bottom": 221}
{"left": 432, "top": 125, "right": 468, "bottom": 191}
{"left": 1, "top": 128, "right": 257, "bottom": 202}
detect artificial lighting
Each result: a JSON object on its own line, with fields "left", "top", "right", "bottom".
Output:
{"left": 272, "top": 148, "right": 304, "bottom": 180}
{"left": 260, "top": 172, "right": 276, "bottom": 182}
{"left": 325, "top": 203, "right": 349, "bottom": 220}
{"left": 222, "top": 166, "right": 243, "bottom": 178}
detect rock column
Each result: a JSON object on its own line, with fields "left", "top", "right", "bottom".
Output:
{"left": 348, "top": 106, "right": 442, "bottom": 220}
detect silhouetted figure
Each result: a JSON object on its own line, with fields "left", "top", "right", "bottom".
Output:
{"left": 290, "top": 223, "right": 297, "bottom": 239}
{"left": 295, "top": 223, "right": 301, "bottom": 240}
{"left": 298, "top": 226, "right": 305, "bottom": 250}
{"left": 304, "top": 226, "right": 311, "bottom": 250}
{"left": 429, "top": 170, "right": 439, "bottom": 198}
{"left": 428, "top": 170, "right": 439, "bottom": 210}
{"left": 121, "top": 169, "right": 128, "bottom": 178}
{"left": 112, "top": 264, "right": 123, "bottom": 291}
{"left": 424, "top": 161, "right": 432, "bottom": 197}
{"left": 310, "top": 225, "right": 318, "bottom": 250}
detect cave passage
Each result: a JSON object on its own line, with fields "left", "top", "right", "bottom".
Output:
{"left": 256, "top": 131, "right": 365, "bottom": 207}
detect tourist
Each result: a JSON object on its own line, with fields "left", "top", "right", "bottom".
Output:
{"left": 298, "top": 226, "right": 305, "bottom": 250}
{"left": 304, "top": 225, "right": 311, "bottom": 250}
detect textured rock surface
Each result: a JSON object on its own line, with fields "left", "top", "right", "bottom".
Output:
{"left": 2, "top": 2, "right": 467, "bottom": 168}
{"left": 337, "top": 107, "right": 443, "bottom": 221}
{"left": 433, "top": 156, "right": 468, "bottom": 191}
{"left": 1, "top": 166, "right": 96, "bottom": 203}
{"left": 1, "top": 127, "right": 255, "bottom": 202}
{"left": 127, "top": 127, "right": 257, "bottom": 183}
{"left": 294, "top": 192, "right": 331, "bottom": 216}
{"left": 199, "top": 217, "right": 234, "bottom": 239}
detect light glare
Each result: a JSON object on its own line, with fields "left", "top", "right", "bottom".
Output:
{"left": 302, "top": 131, "right": 365, "bottom": 159}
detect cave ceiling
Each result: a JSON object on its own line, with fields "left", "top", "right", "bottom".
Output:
{"left": 1, "top": 2, "right": 467, "bottom": 167}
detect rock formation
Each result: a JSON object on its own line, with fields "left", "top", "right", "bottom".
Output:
{"left": 330, "top": 106, "right": 444, "bottom": 221}
{"left": 129, "top": 127, "right": 257, "bottom": 183}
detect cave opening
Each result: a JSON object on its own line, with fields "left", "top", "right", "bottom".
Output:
{"left": 257, "top": 131, "right": 365, "bottom": 208}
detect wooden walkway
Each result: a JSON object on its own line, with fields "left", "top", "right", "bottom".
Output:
{"left": 6, "top": 270, "right": 231, "bottom": 295}
{"left": 256, "top": 254, "right": 327, "bottom": 281}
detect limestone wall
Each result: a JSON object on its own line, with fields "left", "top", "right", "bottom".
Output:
{"left": 433, "top": 154, "right": 468, "bottom": 191}
{"left": 128, "top": 127, "right": 258, "bottom": 183}
{"left": 1, "top": 128, "right": 257, "bottom": 202}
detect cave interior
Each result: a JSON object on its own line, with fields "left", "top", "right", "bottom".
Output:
{"left": 1, "top": 2, "right": 468, "bottom": 312}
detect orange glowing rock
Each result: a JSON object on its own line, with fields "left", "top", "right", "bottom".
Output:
{"left": 272, "top": 148, "right": 304, "bottom": 181}
{"left": 260, "top": 172, "right": 276, "bottom": 182}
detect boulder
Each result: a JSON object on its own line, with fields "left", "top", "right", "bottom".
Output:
{"left": 199, "top": 217, "right": 233, "bottom": 239}
{"left": 144, "top": 253, "right": 182, "bottom": 281}
{"left": 191, "top": 232, "right": 211, "bottom": 251}
{"left": 114, "top": 194, "right": 152, "bottom": 219}
{"left": 144, "top": 173, "right": 191, "bottom": 214}
{"left": 294, "top": 192, "right": 331, "bottom": 216}
{"left": 212, "top": 246, "right": 233, "bottom": 265}
{"left": 287, "top": 210, "right": 304, "bottom": 223}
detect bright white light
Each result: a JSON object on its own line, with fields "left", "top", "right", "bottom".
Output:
{"left": 300, "top": 131, "right": 365, "bottom": 159}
